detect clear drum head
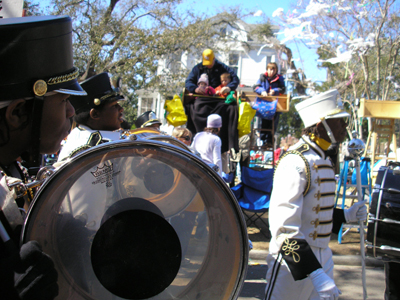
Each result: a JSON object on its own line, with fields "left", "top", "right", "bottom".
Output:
{"left": 22, "top": 139, "right": 248, "bottom": 300}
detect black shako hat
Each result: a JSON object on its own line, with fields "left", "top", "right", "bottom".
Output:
{"left": 135, "top": 111, "right": 162, "bottom": 128}
{"left": 0, "top": 15, "right": 86, "bottom": 100}
{"left": 69, "top": 72, "right": 125, "bottom": 114}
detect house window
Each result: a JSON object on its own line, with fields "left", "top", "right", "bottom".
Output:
{"left": 168, "top": 53, "right": 181, "bottom": 73}
{"left": 220, "top": 27, "right": 227, "bottom": 37}
{"left": 141, "top": 97, "right": 154, "bottom": 115}
{"left": 229, "top": 53, "right": 239, "bottom": 74}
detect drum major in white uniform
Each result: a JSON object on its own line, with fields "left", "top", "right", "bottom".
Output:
{"left": 264, "top": 90, "right": 368, "bottom": 300}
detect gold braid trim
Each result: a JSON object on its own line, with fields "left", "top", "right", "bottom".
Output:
{"left": 69, "top": 145, "right": 92, "bottom": 158}
{"left": 142, "top": 119, "right": 160, "bottom": 127}
{"left": 100, "top": 92, "right": 117, "bottom": 101}
{"left": 47, "top": 67, "right": 79, "bottom": 85}
{"left": 275, "top": 143, "right": 311, "bottom": 196}
{"left": 282, "top": 238, "right": 301, "bottom": 263}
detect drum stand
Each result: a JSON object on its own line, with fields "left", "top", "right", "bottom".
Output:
{"left": 335, "top": 156, "right": 371, "bottom": 244}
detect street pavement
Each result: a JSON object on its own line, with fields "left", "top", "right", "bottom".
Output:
{"left": 238, "top": 252, "right": 386, "bottom": 300}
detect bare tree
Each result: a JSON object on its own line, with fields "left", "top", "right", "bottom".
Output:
{"left": 270, "top": 0, "right": 400, "bottom": 136}
{"left": 272, "top": 0, "right": 400, "bottom": 99}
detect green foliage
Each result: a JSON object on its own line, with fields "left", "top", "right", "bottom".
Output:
{"left": 276, "top": 98, "right": 303, "bottom": 138}
{"left": 23, "top": 0, "right": 41, "bottom": 15}
{"left": 120, "top": 95, "right": 137, "bottom": 128}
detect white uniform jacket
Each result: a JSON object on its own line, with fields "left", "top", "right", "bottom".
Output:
{"left": 268, "top": 135, "right": 346, "bottom": 280}
{"left": 58, "top": 125, "right": 121, "bottom": 162}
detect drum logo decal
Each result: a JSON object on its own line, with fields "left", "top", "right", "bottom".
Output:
{"left": 91, "top": 163, "right": 120, "bottom": 187}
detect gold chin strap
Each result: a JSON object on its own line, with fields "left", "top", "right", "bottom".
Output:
{"left": 310, "top": 133, "right": 331, "bottom": 151}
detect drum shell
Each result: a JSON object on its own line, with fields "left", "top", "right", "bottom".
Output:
{"left": 367, "top": 167, "right": 400, "bottom": 261}
{"left": 21, "top": 139, "right": 248, "bottom": 300}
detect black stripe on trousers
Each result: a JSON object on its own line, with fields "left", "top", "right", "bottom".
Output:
{"left": 264, "top": 253, "right": 283, "bottom": 300}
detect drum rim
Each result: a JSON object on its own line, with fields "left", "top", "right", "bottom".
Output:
{"left": 22, "top": 139, "right": 249, "bottom": 300}
{"left": 368, "top": 166, "right": 400, "bottom": 261}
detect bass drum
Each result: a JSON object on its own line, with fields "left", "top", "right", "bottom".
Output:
{"left": 121, "top": 127, "right": 192, "bottom": 151}
{"left": 22, "top": 138, "right": 248, "bottom": 300}
{"left": 367, "top": 165, "right": 400, "bottom": 262}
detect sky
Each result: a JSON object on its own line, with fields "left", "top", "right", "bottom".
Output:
{"left": 189, "top": 0, "right": 326, "bottom": 84}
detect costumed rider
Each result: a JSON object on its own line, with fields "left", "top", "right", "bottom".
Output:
{"left": 135, "top": 110, "right": 162, "bottom": 130}
{"left": 264, "top": 89, "right": 368, "bottom": 300}
{"left": 57, "top": 72, "right": 125, "bottom": 162}
{"left": 0, "top": 16, "right": 86, "bottom": 299}
{"left": 185, "top": 49, "right": 239, "bottom": 95}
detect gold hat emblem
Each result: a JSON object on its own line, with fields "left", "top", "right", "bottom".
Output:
{"left": 94, "top": 98, "right": 101, "bottom": 105}
{"left": 33, "top": 80, "right": 47, "bottom": 96}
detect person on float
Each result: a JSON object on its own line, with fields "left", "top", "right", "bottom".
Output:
{"left": 196, "top": 74, "right": 216, "bottom": 96}
{"left": 0, "top": 15, "right": 87, "bottom": 299}
{"left": 253, "top": 62, "right": 286, "bottom": 147}
{"left": 135, "top": 110, "right": 162, "bottom": 130}
{"left": 264, "top": 89, "right": 368, "bottom": 300}
{"left": 215, "top": 72, "right": 238, "bottom": 99}
{"left": 254, "top": 62, "right": 285, "bottom": 97}
{"left": 185, "top": 49, "right": 239, "bottom": 96}
{"left": 57, "top": 72, "right": 125, "bottom": 162}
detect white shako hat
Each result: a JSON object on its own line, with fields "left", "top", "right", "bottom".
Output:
{"left": 295, "top": 89, "right": 350, "bottom": 128}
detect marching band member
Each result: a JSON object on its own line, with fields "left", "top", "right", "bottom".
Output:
{"left": 135, "top": 110, "right": 162, "bottom": 130}
{"left": 0, "top": 15, "right": 86, "bottom": 299}
{"left": 57, "top": 72, "right": 125, "bottom": 162}
{"left": 265, "top": 90, "right": 367, "bottom": 300}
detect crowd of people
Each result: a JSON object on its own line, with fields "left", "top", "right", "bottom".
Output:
{"left": 0, "top": 14, "right": 375, "bottom": 300}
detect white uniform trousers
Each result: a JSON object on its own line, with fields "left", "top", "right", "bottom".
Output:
{"left": 265, "top": 246, "right": 334, "bottom": 300}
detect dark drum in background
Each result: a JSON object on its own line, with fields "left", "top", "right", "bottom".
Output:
{"left": 367, "top": 164, "right": 400, "bottom": 262}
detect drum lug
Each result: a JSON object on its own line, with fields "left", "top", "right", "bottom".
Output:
{"left": 368, "top": 217, "right": 400, "bottom": 225}
{"left": 367, "top": 244, "right": 400, "bottom": 253}
{"left": 382, "top": 218, "right": 400, "bottom": 225}
{"left": 129, "top": 134, "right": 137, "bottom": 141}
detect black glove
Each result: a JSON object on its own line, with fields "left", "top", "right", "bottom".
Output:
{"left": 14, "top": 241, "right": 59, "bottom": 300}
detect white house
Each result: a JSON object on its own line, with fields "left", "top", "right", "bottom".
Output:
{"left": 136, "top": 20, "right": 282, "bottom": 125}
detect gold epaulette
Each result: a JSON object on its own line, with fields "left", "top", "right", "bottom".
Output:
{"left": 68, "top": 132, "right": 103, "bottom": 159}
{"left": 275, "top": 143, "right": 311, "bottom": 196}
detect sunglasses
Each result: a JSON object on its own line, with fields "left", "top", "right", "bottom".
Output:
{"left": 181, "top": 136, "right": 191, "bottom": 141}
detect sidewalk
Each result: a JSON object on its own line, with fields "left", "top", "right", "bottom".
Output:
{"left": 239, "top": 262, "right": 385, "bottom": 300}
{"left": 249, "top": 249, "right": 383, "bottom": 267}
{"left": 245, "top": 212, "right": 383, "bottom": 267}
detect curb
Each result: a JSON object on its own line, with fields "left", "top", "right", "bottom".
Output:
{"left": 249, "top": 250, "right": 384, "bottom": 267}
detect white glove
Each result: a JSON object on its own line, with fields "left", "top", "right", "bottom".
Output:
{"left": 344, "top": 200, "right": 368, "bottom": 223}
{"left": 309, "top": 268, "right": 341, "bottom": 300}
{"left": 261, "top": 91, "right": 268, "bottom": 97}
{"left": 0, "top": 175, "right": 22, "bottom": 199}
{"left": 0, "top": 176, "right": 24, "bottom": 231}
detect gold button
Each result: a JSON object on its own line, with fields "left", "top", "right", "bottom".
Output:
{"left": 33, "top": 80, "right": 47, "bottom": 96}
{"left": 311, "top": 219, "right": 320, "bottom": 228}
